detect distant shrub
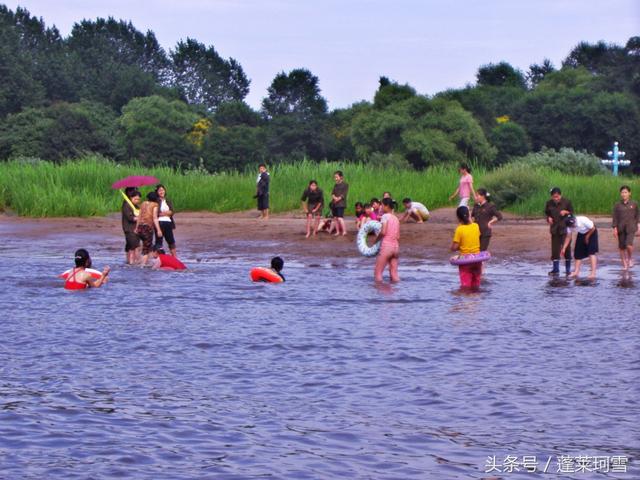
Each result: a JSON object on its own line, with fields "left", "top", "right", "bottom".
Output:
{"left": 511, "top": 147, "right": 606, "bottom": 176}
{"left": 367, "top": 152, "right": 414, "bottom": 170}
{"left": 482, "top": 163, "right": 545, "bottom": 208}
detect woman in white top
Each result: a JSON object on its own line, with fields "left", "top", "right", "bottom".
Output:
{"left": 400, "top": 197, "right": 430, "bottom": 223}
{"left": 561, "top": 215, "right": 598, "bottom": 279}
{"left": 155, "top": 184, "right": 177, "bottom": 257}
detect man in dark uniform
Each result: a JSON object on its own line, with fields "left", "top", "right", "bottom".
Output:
{"left": 544, "top": 187, "right": 574, "bottom": 275}
{"left": 256, "top": 163, "right": 270, "bottom": 220}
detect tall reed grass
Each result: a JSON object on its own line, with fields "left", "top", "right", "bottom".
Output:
{"left": 0, "top": 155, "right": 636, "bottom": 217}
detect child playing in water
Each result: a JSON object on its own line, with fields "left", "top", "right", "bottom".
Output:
{"left": 399, "top": 198, "right": 430, "bottom": 223}
{"left": 121, "top": 189, "right": 141, "bottom": 265}
{"left": 136, "top": 191, "right": 163, "bottom": 266}
{"left": 301, "top": 180, "right": 324, "bottom": 238}
{"left": 370, "top": 198, "right": 383, "bottom": 220}
{"left": 64, "top": 249, "right": 110, "bottom": 290}
{"left": 373, "top": 198, "right": 400, "bottom": 282}
{"left": 270, "top": 256, "right": 285, "bottom": 282}
{"left": 451, "top": 206, "right": 482, "bottom": 289}
{"left": 449, "top": 163, "right": 475, "bottom": 207}
{"left": 561, "top": 215, "right": 598, "bottom": 280}
{"left": 151, "top": 249, "right": 187, "bottom": 270}
{"left": 354, "top": 202, "right": 365, "bottom": 229}
{"left": 612, "top": 185, "right": 639, "bottom": 270}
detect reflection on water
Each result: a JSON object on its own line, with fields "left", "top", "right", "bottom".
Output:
{"left": 0, "top": 237, "right": 638, "bottom": 479}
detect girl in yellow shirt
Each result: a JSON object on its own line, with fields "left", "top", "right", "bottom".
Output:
{"left": 451, "top": 206, "right": 482, "bottom": 288}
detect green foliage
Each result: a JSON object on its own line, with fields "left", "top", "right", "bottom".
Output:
{"left": 352, "top": 95, "right": 496, "bottom": 168}
{"left": 510, "top": 147, "right": 606, "bottom": 176}
{"left": 0, "top": 101, "right": 121, "bottom": 161}
{"left": 261, "top": 69, "right": 330, "bottom": 160}
{"left": 489, "top": 122, "right": 531, "bottom": 165}
{"left": 171, "top": 38, "right": 249, "bottom": 112}
{"left": 201, "top": 124, "right": 265, "bottom": 172}
{"left": 118, "top": 95, "right": 199, "bottom": 167}
{"left": 481, "top": 163, "right": 546, "bottom": 208}
{"left": 373, "top": 77, "right": 417, "bottom": 109}
{"left": 477, "top": 62, "right": 527, "bottom": 89}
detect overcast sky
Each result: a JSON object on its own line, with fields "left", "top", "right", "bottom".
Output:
{"left": 5, "top": 0, "right": 639, "bottom": 110}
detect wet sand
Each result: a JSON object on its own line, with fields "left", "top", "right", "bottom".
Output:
{"left": 0, "top": 209, "right": 624, "bottom": 265}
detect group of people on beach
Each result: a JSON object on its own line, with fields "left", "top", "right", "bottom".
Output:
{"left": 64, "top": 162, "right": 639, "bottom": 290}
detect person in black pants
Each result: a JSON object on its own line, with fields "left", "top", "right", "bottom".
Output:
{"left": 155, "top": 184, "right": 177, "bottom": 257}
{"left": 256, "top": 164, "right": 270, "bottom": 220}
{"left": 544, "top": 187, "right": 574, "bottom": 275}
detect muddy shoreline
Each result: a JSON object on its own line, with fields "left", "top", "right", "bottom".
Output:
{"left": 0, "top": 208, "right": 624, "bottom": 266}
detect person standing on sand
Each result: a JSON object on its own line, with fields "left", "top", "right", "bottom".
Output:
{"left": 374, "top": 198, "right": 400, "bottom": 282}
{"left": 544, "top": 187, "right": 574, "bottom": 276}
{"left": 256, "top": 164, "right": 270, "bottom": 220}
{"left": 612, "top": 185, "right": 639, "bottom": 270}
{"left": 301, "top": 180, "right": 324, "bottom": 238}
{"left": 449, "top": 163, "right": 475, "bottom": 207}
{"left": 330, "top": 171, "right": 349, "bottom": 236}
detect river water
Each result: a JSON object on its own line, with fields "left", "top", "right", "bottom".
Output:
{"left": 0, "top": 230, "right": 638, "bottom": 479}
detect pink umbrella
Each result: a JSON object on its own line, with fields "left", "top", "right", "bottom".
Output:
{"left": 111, "top": 175, "right": 160, "bottom": 190}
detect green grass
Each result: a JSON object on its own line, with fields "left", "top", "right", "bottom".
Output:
{"left": 0, "top": 155, "right": 637, "bottom": 217}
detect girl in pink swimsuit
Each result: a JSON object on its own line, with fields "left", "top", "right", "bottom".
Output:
{"left": 374, "top": 198, "right": 400, "bottom": 282}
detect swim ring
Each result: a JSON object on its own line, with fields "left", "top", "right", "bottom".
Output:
{"left": 356, "top": 221, "right": 382, "bottom": 257}
{"left": 250, "top": 267, "right": 283, "bottom": 283}
{"left": 449, "top": 251, "right": 491, "bottom": 266}
{"left": 59, "top": 268, "right": 102, "bottom": 280}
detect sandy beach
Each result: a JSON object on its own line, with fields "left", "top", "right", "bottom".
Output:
{"left": 0, "top": 208, "right": 624, "bottom": 265}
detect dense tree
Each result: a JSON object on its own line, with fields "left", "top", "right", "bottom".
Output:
{"left": 352, "top": 95, "right": 496, "bottom": 168}
{"left": 489, "top": 122, "right": 531, "bottom": 165}
{"left": 373, "top": 77, "right": 417, "bottom": 109}
{"left": 214, "top": 101, "right": 261, "bottom": 127}
{"left": 0, "top": 102, "right": 121, "bottom": 161}
{"left": 66, "top": 17, "right": 171, "bottom": 109}
{"left": 527, "top": 59, "right": 555, "bottom": 88}
{"left": 171, "top": 38, "right": 250, "bottom": 112}
{"left": 202, "top": 124, "right": 265, "bottom": 172}
{"left": 118, "top": 95, "right": 199, "bottom": 167}
{"left": 477, "top": 62, "right": 527, "bottom": 89}
{"left": 261, "top": 69, "right": 330, "bottom": 160}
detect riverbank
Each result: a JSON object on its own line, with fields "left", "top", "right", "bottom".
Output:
{"left": 0, "top": 208, "right": 624, "bottom": 265}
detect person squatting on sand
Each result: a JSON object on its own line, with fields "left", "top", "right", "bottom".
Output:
{"left": 612, "top": 185, "right": 639, "bottom": 270}
{"left": 545, "top": 187, "right": 574, "bottom": 276}
{"left": 399, "top": 198, "right": 430, "bottom": 223}
{"left": 562, "top": 215, "right": 598, "bottom": 280}
{"left": 373, "top": 198, "right": 400, "bottom": 282}
{"left": 451, "top": 206, "right": 482, "bottom": 289}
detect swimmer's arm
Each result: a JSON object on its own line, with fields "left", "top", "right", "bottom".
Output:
{"left": 584, "top": 226, "right": 596, "bottom": 243}
{"left": 450, "top": 241, "right": 460, "bottom": 252}
{"left": 301, "top": 201, "right": 308, "bottom": 213}
{"left": 87, "top": 266, "right": 110, "bottom": 288}
{"left": 449, "top": 187, "right": 459, "bottom": 201}
{"left": 374, "top": 219, "right": 388, "bottom": 242}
